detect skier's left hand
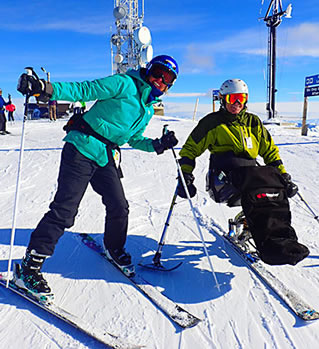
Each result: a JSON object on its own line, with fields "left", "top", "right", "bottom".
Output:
{"left": 152, "top": 131, "right": 178, "bottom": 154}
{"left": 176, "top": 172, "right": 197, "bottom": 198}
{"left": 282, "top": 172, "right": 298, "bottom": 198}
{"left": 17, "top": 73, "right": 53, "bottom": 102}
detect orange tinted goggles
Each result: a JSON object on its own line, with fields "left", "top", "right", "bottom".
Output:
{"left": 225, "top": 93, "right": 248, "bottom": 105}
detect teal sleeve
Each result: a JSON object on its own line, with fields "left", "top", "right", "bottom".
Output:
{"left": 51, "top": 75, "right": 129, "bottom": 102}
{"left": 128, "top": 126, "right": 155, "bottom": 152}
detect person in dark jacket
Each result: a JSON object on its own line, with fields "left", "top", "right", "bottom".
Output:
{"left": 177, "top": 78, "right": 309, "bottom": 266}
{"left": 14, "top": 55, "right": 179, "bottom": 299}
{"left": 0, "top": 88, "right": 9, "bottom": 134}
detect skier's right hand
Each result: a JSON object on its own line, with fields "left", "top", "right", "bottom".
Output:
{"left": 176, "top": 172, "right": 197, "bottom": 198}
{"left": 17, "top": 73, "right": 53, "bottom": 102}
{"left": 282, "top": 172, "right": 298, "bottom": 198}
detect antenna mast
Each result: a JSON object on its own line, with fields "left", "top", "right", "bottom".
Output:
{"left": 111, "top": 0, "right": 153, "bottom": 74}
{"left": 263, "top": 0, "right": 292, "bottom": 123}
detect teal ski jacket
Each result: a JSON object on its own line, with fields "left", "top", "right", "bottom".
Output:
{"left": 51, "top": 69, "right": 160, "bottom": 167}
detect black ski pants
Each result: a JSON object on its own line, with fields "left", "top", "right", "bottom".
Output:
{"left": 8, "top": 111, "right": 14, "bottom": 121}
{"left": 28, "top": 142, "right": 129, "bottom": 256}
{"left": 0, "top": 111, "right": 6, "bottom": 131}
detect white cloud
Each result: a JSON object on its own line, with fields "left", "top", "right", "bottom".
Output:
{"left": 179, "top": 22, "right": 319, "bottom": 59}
{"left": 0, "top": 16, "right": 112, "bottom": 35}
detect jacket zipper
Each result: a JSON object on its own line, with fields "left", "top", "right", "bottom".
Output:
{"left": 239, "top": 126, "right": 246, "bottom": 152}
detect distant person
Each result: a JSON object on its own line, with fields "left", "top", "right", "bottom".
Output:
{"left": 6, "top": 94, "right": 16, "bottom": 122}
{"left": 48, "top": 99, "right": 57, "bottom": 121}
{"left": 177, "top": 78, "right": 309, "bottom": 266}
{"left": 0, "top": 88, "right": 9, "bottom": 135}
{"left": 72, "top": 101, "right": 82, "bottom": 114}
{"left": 80, "top": 101, "right": 86, "bottom": 114}
{"left": 15, "top": 55, "right": 179, "bottom": 300}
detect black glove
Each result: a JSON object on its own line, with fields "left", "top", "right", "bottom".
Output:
{"left": 176, "top": 172, "right": 197, "bottom": 198}
{"left": 282, "top": 172, "right": 298, "bottom": 198}
{"left": 152, "top": 130, "right": 178, "bottom": 155}
{"left": 17, "top": 73, "right": 53, "bottom": 102}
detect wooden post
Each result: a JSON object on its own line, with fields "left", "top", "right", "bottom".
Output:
{"left": 193, "top": 98, "right": 199, "bottom": 122}
{"left": 301, "top": 96, "right": 308, "bottom": 136}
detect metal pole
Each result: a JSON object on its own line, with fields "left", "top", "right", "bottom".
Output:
{"left": 6, "top": 91, "right": 30, "bottom": 287}
{"left": 270, "top": 24, "right": 276, "bottom": 119}
{"left": 171, "top": 147, "right": 221, "bottom": 291}
{"left": 297, "top": 192, "right": 319, "bottom": 224}
{"left": 264, "top": 0, "right": 290, "bottom": 121}
{"left": 152, "top": 187, "right": 178, "bottom": 266}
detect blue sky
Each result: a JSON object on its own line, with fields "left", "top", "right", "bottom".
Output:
{"left": 1, "top": 0, "right": 319, "bottom": 107}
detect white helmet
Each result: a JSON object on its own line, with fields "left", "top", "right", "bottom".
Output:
{"left": 219, "top": 79, "right": 249, "bottom": 96}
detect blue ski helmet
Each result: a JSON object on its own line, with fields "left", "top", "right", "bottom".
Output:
{"left": 146, "top": 55, "right": 179, "bottom": 88}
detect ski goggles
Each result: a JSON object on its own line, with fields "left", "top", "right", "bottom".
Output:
{"left": 224, "top": 93, "right": 248, "bottom": 105}
{"left": 149, "top": 64, "right": 177, "bottom": 85}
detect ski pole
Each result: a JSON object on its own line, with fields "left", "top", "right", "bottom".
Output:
{"left": 163, "top": 125, "right": 221, "bottom": 291}
{"left": 6, "top": 68, "right": 32, "bottom": 287}
{"left": 296, "top": 192, "right": 319, "bottom": 224}
{"left": 152, "top": 186, "right": 178, "bottom": 267}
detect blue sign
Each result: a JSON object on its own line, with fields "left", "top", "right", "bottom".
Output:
{"left": 212, "top": 89, "right": 219, "bottom": 101}
{"left": 212, "top": 89, "right": 219, "bottom": 96}
{"left": 304, "top": 85, "right": 319, "bottom": 97}
{"left": 305, "top": 74, "right": 319, "bottom": 87}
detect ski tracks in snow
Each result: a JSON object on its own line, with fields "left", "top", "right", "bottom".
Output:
{"left": 247, "top": 276, "right": 298, "bottom": 349}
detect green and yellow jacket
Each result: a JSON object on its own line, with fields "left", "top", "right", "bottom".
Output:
{"left": 179, "top": 108, "right": 286, "bottom": 174}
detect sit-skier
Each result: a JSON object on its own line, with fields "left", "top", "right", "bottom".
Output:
{"left": 176, "top": 78, "right": 309, "bottom": 266}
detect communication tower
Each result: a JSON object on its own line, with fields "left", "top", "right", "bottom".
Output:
{"left": 263, "top": 0, "right": 292, "bottom": 123}
{"left": 111, "top": 0, "right": 153, "bottom": 74}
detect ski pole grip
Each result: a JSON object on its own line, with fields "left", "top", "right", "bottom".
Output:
{"left": 25, "top": 67, "right": 33, "bottom": 76}
{"left": 162, "top": 124, "right": 169, "bottom": 136}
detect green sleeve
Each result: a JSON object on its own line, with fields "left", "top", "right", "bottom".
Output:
{"left": 258, "top": 121, "right": 286, "bottom": 174}
{"left": 179, "top": 116, "right": 216, "bottom": 173}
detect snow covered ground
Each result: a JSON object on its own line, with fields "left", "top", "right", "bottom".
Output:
{"left": 0, "top": 115, "right": 318, "bottom": 349}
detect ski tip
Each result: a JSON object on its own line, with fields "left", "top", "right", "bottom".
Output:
{"left": 299, "top": 309, "right": 319, "bottom": 321}
{"left": 173, "top": 315, "right": 202, "bottom": 328}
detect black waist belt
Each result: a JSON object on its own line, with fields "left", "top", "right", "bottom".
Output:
{"left": 209, "top": 151, "right": 257, "bottom": 172}
{"left": 63, "top": 113, "right": 117, "bottom": 149}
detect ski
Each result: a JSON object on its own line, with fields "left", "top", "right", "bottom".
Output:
{"left": 0, "top": 274, "right": 142, "bottom": 349}
{"left": 138, "top": 261, "right": 183, "bottom": 272}
{"left": 76, "top": 233, "right": 201, "bottom": 328}
{"left": 220, "top": 233, "right": 319, "bottom": 321}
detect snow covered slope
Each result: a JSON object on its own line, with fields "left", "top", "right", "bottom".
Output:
{"left": 0, "top": 116, "right": 318, "bottom": 348}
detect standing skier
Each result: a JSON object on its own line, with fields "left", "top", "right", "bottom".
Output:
{"left": 14, "top": 55, "right": 179, "bottom": 298}
{"left": 0, "top": 88, "right": 9, "bottom": 134}
{"left": 48, "top": 99, "right": 57, "bottom": 121}
{"left": 177, "top": 79, "right": 309, "bottom": 266}
{"left": 6, "top": 94, "right": 16, "bottom": 122}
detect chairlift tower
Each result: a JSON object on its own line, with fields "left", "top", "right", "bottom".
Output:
{"left": 111, "top": 0, "right": 153, "bottom": 74}
{"left": 263, "top": 0, "right": 292, "bottom": 123}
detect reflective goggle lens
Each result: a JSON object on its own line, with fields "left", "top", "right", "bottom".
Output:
{"left": 149, "top": 64, "right": 176, "bottom": 85}
{"left": 225, "top": 93, "right": 247, "bottom": 105}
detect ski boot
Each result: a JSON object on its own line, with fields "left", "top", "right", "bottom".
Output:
{"left": 12, "top": 249, "right": 53, "bottom": 303}
{"left": 103, "top": 244, "right": 135, "bottom": 277}
{"left": 228, "top": 211, "right": 257, "bottom": 255}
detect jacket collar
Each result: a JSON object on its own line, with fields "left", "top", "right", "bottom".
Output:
{"left": 220, "top": 106, "right": 247, "bottom": 122}
{"left": 126, "top": 69, "right": 162, "bottom": 105}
